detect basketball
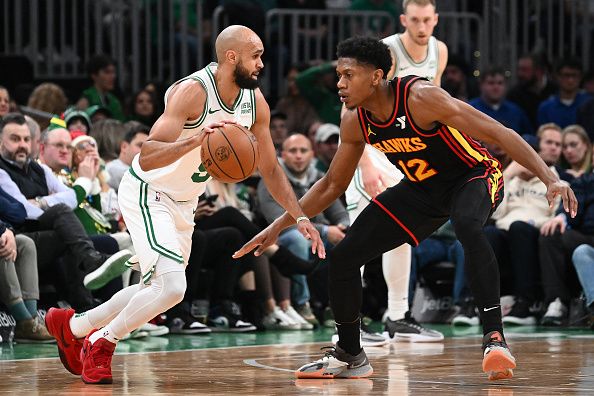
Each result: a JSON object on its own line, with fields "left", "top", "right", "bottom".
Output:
{"left": 200, "top": 123, "right": 259, "bottom": 183}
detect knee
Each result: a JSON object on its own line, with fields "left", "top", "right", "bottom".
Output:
{"left": 161, "top": 272, "right": 187, "bottom": 305}
{"left": 509, "top": 220, "right": 532, "bottom": 234}
{"left": 16, "top": 234, "right": 36, "bottom": 253}
{"left": 328, "top": 243, "right": 357, "bottom": 281}
{"left": 572, "top": 244, "right": 594, "bottom": 268}
{"left": 451, "top": 214, "right": 482, "bottom": 241}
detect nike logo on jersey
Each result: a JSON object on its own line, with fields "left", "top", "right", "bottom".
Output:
{"left": 483, "top": 306, "right": 499, "bottom": 312}
{"left": 398, "top": 66, "right": 409, "bottom": 71}
{"left": 397, "top": 116, "right": 406, "bottom": 129}
{"left": 208, "top": 108, "right": 221, "bottom": 114}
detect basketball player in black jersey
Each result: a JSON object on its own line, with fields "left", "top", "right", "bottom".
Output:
{"left": 234, "top": 37, "right": 577, "bottom": 380}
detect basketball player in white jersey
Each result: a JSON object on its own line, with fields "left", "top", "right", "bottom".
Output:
{"left": 44, "top": 25, "right": 324, "bottom": 385}
{"left": 344, "top": 0, "right": 447, "bottom": 342}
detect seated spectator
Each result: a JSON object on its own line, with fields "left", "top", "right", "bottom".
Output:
{"left": 86, "top": 105, "right": 112, "bottom": 124}
{"left": 27, "top": 83, "right": 69, "bottom": 130}
{"left": 314, "top": 123, "right": 340, "bottom": 173}
{"left": 0, "top": 86, "right": 10, "bottom": 117}
{"left": 537, "top": 58, "right": 591, "bottom": 128}
{"left": 274, "top": 64, "right": 319, "bottom": 135}
{"left": 77, "top": 54, "right": 125, "bottom": 121}
{"left": 577, "top": 97, "right": 594, "bottom": 142}
{"left": 0, "top": 193, "right": 53, "bottom": 342}
{"left": 64, "top": 108, "right": 92, "bottom": 135}
{"left": 89, "top": 118, "right": 127, "bottom": 162}
{"left": 408, "top": 222, "right": 469, "bottom": 324}
{"left": 484, "top": 123, "right": 563, "bottom": 326}
{"left": 539, "top": 149, "right": 594, "bottom": 326}
{"left": 470, "top": 67, "right": 533, "bottom": 136}
{"left": 441, "top": 54, "right": 479, "bottom": 102}
{"left": 258, "top": 134, "right": 349, "bottom": 323}
{"left": 269, "top": 111, "right": 289, "bottom": 155}
{"left": 197, "top": 179, "right": 319, "bottom": 329}
{"left": 126, "top": 90, "right": 159, "bottom": 127}
{"left": 106, "top": 122, "right": 149, "bottom": 192}
{"left": 572, "top": 244, "right": 594, "bottom": 329}
{"left": 508, "top": 53, "right": 557, "bottom": 127}
{"left": 24, "top": 115, "right": 41, "bottom": 160}
{"left": 0, "top": 113, "right": 130, "bottom": 309}
{"left": 560, "top": 124, "right": 592, "bottom": 179}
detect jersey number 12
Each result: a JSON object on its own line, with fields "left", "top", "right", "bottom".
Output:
{"left": 398, "top": 159, "right": 437, "bottom": 182}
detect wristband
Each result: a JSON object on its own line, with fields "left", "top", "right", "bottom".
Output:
{"left": 296, "top": 216, "right": 309, "bottom": 224}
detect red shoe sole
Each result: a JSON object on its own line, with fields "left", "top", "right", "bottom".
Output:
{"left": 82, "top": 374, "right": 113, "bottom": 385}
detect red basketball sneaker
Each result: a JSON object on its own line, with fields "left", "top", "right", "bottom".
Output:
{"left": 482, "top": 331, "right": 516, "bottom": 380}
{"left": 45, "top": 308, "right": 83, "bottom": 375}
{"left": 80, "top": 329, "right": 117, "bottom": 384}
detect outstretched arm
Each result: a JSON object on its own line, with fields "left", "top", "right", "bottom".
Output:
{"left": 409, "top": 82, "right": 577, "bottom": 217}
{"left": 138, "top": 80, "right": 227, "bottom": 171}
{"left": 250, "top": 90, "right": 324, "bottom": 255}
{"left": 234, "top": 110, "right": 366, "bottom": 257}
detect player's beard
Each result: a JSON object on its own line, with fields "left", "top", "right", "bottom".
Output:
{"left": 234, "top": 62, "right": 259, "bottom": 90}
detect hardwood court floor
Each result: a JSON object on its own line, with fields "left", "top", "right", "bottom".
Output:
{"left": 1, "top": 326, "right": 593, "bottom": 395}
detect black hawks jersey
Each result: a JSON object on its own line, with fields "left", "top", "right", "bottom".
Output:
{"left": 356, "top": 76, "right": 503, "bottom": 205}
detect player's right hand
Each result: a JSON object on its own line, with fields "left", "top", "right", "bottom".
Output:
{"left": 194, "top": 120, "right": 237, "bottom": 145}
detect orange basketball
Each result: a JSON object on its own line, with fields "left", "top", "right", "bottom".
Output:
{"left": 200, "top": 124, "right": 259, "bottom": 183}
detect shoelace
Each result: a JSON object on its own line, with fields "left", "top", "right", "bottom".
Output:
{"left": 320, "top": 346, "right": 339, "bottom": 359}
{"left": 485, "top": 335, "right": 507, "bottom": 349}
{"left": 396, "top": 316, "right": 424, "bottom": 331}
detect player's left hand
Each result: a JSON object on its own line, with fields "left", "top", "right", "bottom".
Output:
{"left": 546, "top": 180, "right": 578, "bottom": 218}
{"left": 296, "top": 219, "right": 326, "bottom": 258}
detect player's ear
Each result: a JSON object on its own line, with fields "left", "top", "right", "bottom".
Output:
{"left": 226, "top": 50, "right": 238, "bottom": 64}
{"left": 372, "top": 69, "right": 384, "bottom": 86}
{"left": 399, "top": 13, "right": 407, "bottom": 27}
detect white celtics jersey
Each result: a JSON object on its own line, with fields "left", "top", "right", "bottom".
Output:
{"left": 382, "top": 34, "right": 439, "bottom": 82}
{"left": 131, "top": 62, "right": 257, "bottom": 201}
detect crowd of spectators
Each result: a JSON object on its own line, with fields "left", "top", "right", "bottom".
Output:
{"left": 1, "top": 3, "right": 594, "bottom": 346}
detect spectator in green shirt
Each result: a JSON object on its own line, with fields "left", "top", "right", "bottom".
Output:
{"left": 77, "top": 55, "right": 125, "bottom": 122}
{"left": 295, "top": 61, "right": 342, "bottom": 126}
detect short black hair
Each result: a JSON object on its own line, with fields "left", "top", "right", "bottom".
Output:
{"left": 336, "top": 37, "right": 392, "bottom": 78}
{"left": 270, "top": 110, "right": 287, "bottom": 121}
{"left": 556, "top": 58, "right": 582, "bottom": 74}
{"left": 87, "top": 54, "right": 115, "bottom": 76}
{"left": 479, "top": 66, "right": 506, "bottom": 82}
{"left": 0, "top": 112, "right": 26, "bottom": 134}
{"left": 123, "top": 121, "right": 150, "bottom": 143}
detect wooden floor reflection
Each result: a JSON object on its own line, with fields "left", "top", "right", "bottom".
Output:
{"left": 1, "top": 334, "right": 593, "bottom": 395}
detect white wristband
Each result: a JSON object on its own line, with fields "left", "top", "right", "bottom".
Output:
{"left": 296, "top": 216, "right": 309, "bottom": 224}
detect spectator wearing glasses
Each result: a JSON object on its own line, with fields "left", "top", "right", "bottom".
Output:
{"left": 537, "top": 59, "right": 591, "bottom": 128}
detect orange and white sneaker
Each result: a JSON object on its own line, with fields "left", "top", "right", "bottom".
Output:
{"left": 295, "top": 345, "right": 373, "bottom": 379}
{"left": 482, "top": 331, "right": 516, "bottom": 380}
{"left": 80, "top": 329, "right": 117, "bottom": 384}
